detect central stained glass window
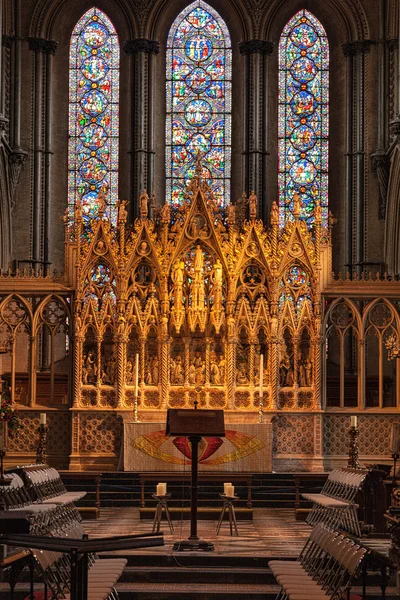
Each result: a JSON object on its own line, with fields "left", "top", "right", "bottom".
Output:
{"left": 166, "top": 1, "right": 232, "bottom": 207}
{"left": 278, "top": 10, "right": 329, "bottom": 227}
{"left": 69, "top": 8, "right": 119, "bottom": 227}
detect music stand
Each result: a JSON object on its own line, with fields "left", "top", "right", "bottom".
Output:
{"left": 166, "top": 407, "right": 225, "bottom": 551}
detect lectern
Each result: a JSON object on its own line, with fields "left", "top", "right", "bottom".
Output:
{"left": 166, "top": 407, "right": 225, "bottom": 551}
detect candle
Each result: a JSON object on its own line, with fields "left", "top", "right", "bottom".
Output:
{"left": 225, "top": 484, "right": 234, "bottom": 497}
{"left": 223, "top": 482, "right": 232, "bottom": 495}
{"left": 134, "top": 353, "right": 139, "bottom": 398}
{"left": 259, "top": 354, "right": 264, "bottom": 398}
{"left": 156, "top": 483, "right": 167, "bottom": 496}
{"left": 40, "top": 413, "right": 47, "bottom": 426}
{"left": 350, "top": 416, "right": 357, "bottom": 429}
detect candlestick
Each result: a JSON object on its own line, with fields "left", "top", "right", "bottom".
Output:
{"left": 347, "top": 424, "right": 361, "bottom": 469}
{"left": 36, "top": 424, "right": 48, "bottom": 465}
{"left": 133, "top": 353, "right": 139, "bottom": 422}
{"left": 259, "top": 353, "right": 264, "bottom": 423}
{"left": 134, "top": 353, "right": 139, "bottom": 397}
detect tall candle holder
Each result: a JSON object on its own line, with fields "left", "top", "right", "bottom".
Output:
{"left": 133, "top": 394, "right": 139, "bottom": 423}
{"left": 392, "top": 453, "right": 399, "bottom": 483}
{"left": 36, "top": 424, "right": 48, "bottom": 464}
{"left": 347, "top": 426, "right": 361, "bottom": 469}
{"left": 258, "top": 395, "right": 264, "bottom": 423}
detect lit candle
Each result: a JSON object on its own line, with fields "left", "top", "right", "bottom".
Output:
{"left": 223, "top": 482, "right": 232, "bottom": 495}
{"left": 134, "top": 353, "right": 139, "bottom": 398}
{"left": 40, "top": 413, "right": 47, "bottom": 426}
{"left": 259, "top": 354, "right": 264, "bottom": 398}
{"left": 350, "top": 416, "right": 357, "bottom": 429}
{"left": 156, "top": 483, "right": 167, "bottom": 496}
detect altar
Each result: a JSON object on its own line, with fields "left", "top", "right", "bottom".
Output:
{"left": 120, "top": 422, "right": 272, "bottom": 473}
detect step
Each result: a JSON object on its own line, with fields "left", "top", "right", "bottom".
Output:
{"left": 139, "top": 507, "right": 253, "bottom": 520}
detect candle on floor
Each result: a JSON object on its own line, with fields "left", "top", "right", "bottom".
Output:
{"left": 259, "top": 353, "right": 264, "bottom": 398}
{"left": 350, "top": 415, "right": 357, "bottom": 429}
{"left": 156, "top": 483, "right": 167, "bottom": 496}
{"left": 223, "top": 482, "right": 232, "bottom": 495}
{"left": 40, "top": 413, "right": 47, "bottom": 426}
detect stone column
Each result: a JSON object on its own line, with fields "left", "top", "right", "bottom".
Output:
{"left": 342, "top": 40, "right": 374, "bottom": 276}
{"left": 239, "top": 40, "right": 274, "bottom": 222}
{"left": 43, "top": 40, "right": 58, "bottom": 275}
{"left": 123, "top": 39, "right": 159, "bottom": 221}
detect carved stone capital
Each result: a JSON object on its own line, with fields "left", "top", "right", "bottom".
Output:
{"left": 387, "top": 38, "right": 399, "bottom": 51}
{"left": 124, "top": 39, "right": 160, "bottom": 55}
{"left": 239, "top": 39, "right": 274, "bottom": 56}
{"left": 28, "top": 37, "right": 58, "bottom": 54}
{"left": 342, "top": 40, "right": 375, "bottom": 56}
{"left": 391, "top": 117, "right": 400, "bottom": 141}
{"left": 9, "top": 147, "right": 28, "bottom": 202}
{"left": 2, "top": 35, "right": 14, "bottom": 48}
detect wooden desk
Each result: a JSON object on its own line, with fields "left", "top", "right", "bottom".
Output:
{"left": 59, "top": 471, "right": 102, "bottom": 510}
{"left": 293, "top": 473, "right": 329, "bottom": 510}
{"left": 139, "top": 473, "right": 253, "bottom": 508}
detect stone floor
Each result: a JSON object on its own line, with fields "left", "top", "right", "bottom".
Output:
{"left": 83, "top": 506, "right": 314, "bottom": 556}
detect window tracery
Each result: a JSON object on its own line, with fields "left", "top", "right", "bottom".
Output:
{"left": 68, "top": 8, "right": 119, "bottom": 226}
{"left": 278, "top": 10, "right": 329, "bottom": 227}
{"left": 166, "top": 0, "right": 231, "bottom": 207}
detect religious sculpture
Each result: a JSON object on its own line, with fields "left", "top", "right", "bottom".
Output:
{"left": 160, "top": 202, "right": 171, "bottom": 225}
{"left": 227, "top": 202, "right": 236, "bottom": 226}
{"left": 117, "top": 199, "right": 128, "bottom": 223}
{"left": 248, "top": 190, "right": 257, "bottom": 220}
{"left": 140, "top": 190, "right": 149, "bottom": 219}
{"left": 270, "top": 201, "right": 279, "bottom": 225}
{"left": 299, "top": 354, "right": 313, "bottom": 387}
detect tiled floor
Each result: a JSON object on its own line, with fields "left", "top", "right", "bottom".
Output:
{"left": 83, "top": 507, "right": 311, "bottom": 556}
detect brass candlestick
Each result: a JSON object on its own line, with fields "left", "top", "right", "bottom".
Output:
{"left": 347, "top": 426, "right": 361, "bottom": 469}
{"left": 36, "top": 424, "right": 48, "bottom": 464}
{"left": 133, "top": 394, "right": 139, "bottom": 422}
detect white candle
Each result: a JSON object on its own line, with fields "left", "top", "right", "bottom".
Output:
{"left": 134, "top": 353, "right": 139, "bottom": 398}
{"left": 225, "top": 484, "right": 234, "bottom": 497}
{"left": 156, "top": 483, "right": 167, "bottom": 496}
{"left": 223, "top": 482, "right": 232, "bottom": 495}
{"left": 259, "top": 354, "right": 264, "bottom": 398}
{"left": 40, "top": 413, "right": 47, "bottom": 426}
{"left": 350, "top": 416, "right": 357, "bottom": 429}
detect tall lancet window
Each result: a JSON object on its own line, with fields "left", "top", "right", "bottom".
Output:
{"left": 166, "top": 1, "right": 232, "bottom": 207}
{"left": 69, "top": 8, "right": 119, "bottom": 226}
{"left": 278, "top": 10, "right": 329, "bottom": 227}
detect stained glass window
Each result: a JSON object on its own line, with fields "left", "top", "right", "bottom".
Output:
{"left": 69, "top": 8, "right": 119, "bottom": 226}
{"left": 278, "top": 10, "right": 329, "bottom": 227}
{"left": 166, "top": 1, "right": 231, "bottom": 207}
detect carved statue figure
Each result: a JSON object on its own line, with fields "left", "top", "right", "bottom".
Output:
{"left": 171, "top": 356, "right": 184, "bottom": 385}
{"left": 118, "top": 199, "right": 128, "bottom": 223}
{"left": 83, "top": 350, "right": 96, "bottom": 383}
{"left": 293, "top": 192, "right": 302, "bottom": 218}
{"left": 212, "top": 259, "right": 223, "bottom": 287}
{"left": 189, "top": 363, "right": 196, "bottom": 384}
{"left": 248, "top": 190, "right": 257, "bottom": 220}
{"left": 218, "top": 355, "right": 225, "bottom": 382}
{"left": 236, "top": 365, "right": 249, "bottom": 385}
{"left": 270, "top": 201, "right": 279, "bottom": 226}
{"left": 194, "top": 245, "right": 204, "bottom": 278}
{"left": 314, "top": 200, "right": 322, "bottom": 224}
{"left": 75, "top": 199, "right": 83, "bottom": 221}
{"left": 145, "top": 361, "right": 153, "bottom": 385}
{"left": 140, "top": 190, "right": 149, "bottom": 219}
{"left": 97, "top": 193, "right": 106, "bottom": 215}
{"left": 160, "top": 202, "right": 171, "bottom": 225}
{"left": 210, "top": 358, "right": 221, "bottom": 385}
{"left": 300, "top": 355, "right": 313, "bottom": 387}
{"left": 126, "top": 360, "right": 133, "bottom": 382}
{"left": 227, "top": 202, "right": 236, "bottom": 226}
{"left": 280, "top": 352, "right": 291, "bottom": 386}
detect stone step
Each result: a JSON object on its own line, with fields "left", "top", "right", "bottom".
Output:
{"left": 139, "top": 506, "right": 253, "bottom": 520}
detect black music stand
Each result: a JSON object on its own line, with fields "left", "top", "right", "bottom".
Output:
{"left": 166, "top": 407, "right": 225, "bottom": 551}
